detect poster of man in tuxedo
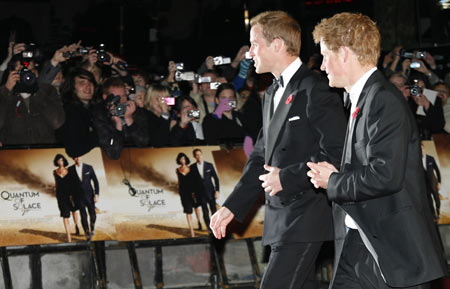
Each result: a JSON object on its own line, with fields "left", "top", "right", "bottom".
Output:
{"left": 0, "top": 148, "right": 115, "bottom": 247}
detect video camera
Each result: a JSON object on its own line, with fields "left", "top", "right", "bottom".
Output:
{"left": 400, "top": 49, "right": 427, "bottom": 59}
{"left": 213, "top": 56, "right": 231, "bottom": 65}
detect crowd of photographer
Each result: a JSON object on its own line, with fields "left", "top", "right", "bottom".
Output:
{"left": 0, "top": 41, "right": 266, "bottom": 159}
{"left": 0, "top": 39, "right": 448, "bottom": 159}
{"left": 382, "top": 46, "right": 449, "bottom": 139}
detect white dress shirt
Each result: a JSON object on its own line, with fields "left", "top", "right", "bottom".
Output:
{"left": 196, "top": 161, "right": 204, "bottom": 179}
{"left": 273, "top": 57, "right": 302, "bottom": 113}
{"left": 75, "top": 163, "right": 83, "bottom": 181}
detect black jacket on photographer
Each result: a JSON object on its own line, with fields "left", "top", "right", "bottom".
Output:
{"left": 202, "top": 110, "right": 246, "bottom": 145}
{"left": 92, "top": 96, "right": 149, "bottom": 159}
{"left": 0, "top": 82, "right": 64, "bottom": 146}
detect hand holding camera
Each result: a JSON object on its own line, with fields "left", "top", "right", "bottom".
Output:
{"left": 232, "top": 45, "right": 250, "bottom": 68}
{"left": 213, "top": 98, "right": 233, "bottom": 119}
{"left": 205, "top": 56, "right": 214, "bottom": 70}
{"left": 5, "top": 69, "right": 20, "bottom": 92}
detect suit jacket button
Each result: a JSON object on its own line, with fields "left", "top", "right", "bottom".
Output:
{"left": 280, "top": 201, "right": 285, "bottom": 205}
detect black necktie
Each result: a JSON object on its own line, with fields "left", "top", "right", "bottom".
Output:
{"left": 270, "top": 76, "right": 284, "bottom": 117}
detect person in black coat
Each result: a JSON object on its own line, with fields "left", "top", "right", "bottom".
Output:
{"left": 211, "top": 11, "right": 347, "bottom": 289}
{"left": 57, "top": 68, "right": 99, "bottom": 158}
{"left": 92, "top": 77, "right": 149, "bottom": 159}
{"left": 202, "top": 83, "right": 246, "bottom": 146}
{"left": 143, "top": 84, "right": 171, "bottom": 147}
{"left": 169, "top": 95, "right": 205, "bottom": 147}
{"left": 308, "top": 12, "right": 446, "bottom": 289}
{"left": 190, "top": 148, "right": 220, "bottom": 224}
{"left": 53, "top": 154, "right": 80, "bottom": 243}
{"left": 68, "top": 156, "right": 100, "bottom": 241}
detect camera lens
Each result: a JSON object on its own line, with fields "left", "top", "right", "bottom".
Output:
{"left": 20, "top": 70, "right": 36, "bottom": 86}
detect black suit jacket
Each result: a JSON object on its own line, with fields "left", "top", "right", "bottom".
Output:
{"left": 224, "top": 64, "right": 347, "bottom": 245}
{"left": 68, "top": 163, "right": 99, "bottom": 206}
{"left": 424, "top": 154, "right": 441, "bottom": 216}
{"left": 327, "top": 70, "right": 446, "bottom": 287}
{"left": 190, "top": 161, "right": 220, "bottom": 199}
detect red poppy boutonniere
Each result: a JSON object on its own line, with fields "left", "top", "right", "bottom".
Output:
{"left": 285, "top": 94, "right": 294, "bottom": 104}
{"left": 352, "top": 107, "right": 360, "bottom": 119}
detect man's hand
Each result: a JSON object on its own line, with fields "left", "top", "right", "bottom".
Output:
{"left": 205, "top": 56, "right": 214, "bottom": 70}
{"left": 306, "top": 161, "right": 338, "bottom": 189}
{"left": 259, "top": 164, "right": 282, "bottom": 196}
{"left": 123, "top": 101, "right": 136, "bottom": 126}
{"left": 210, "top": 207, "right": 234, "bottom": 239}
{"left": 413, "top": 93, "right": 430, "bottom": 110}
{"left": 94, "top": 195, "right": 99, "bottom": 203}
{"left": 5, "top": 70, "right": 19, "bottom": 92}
{"left": 232, "top": 45, "right": 250, "bottom": 68}
{"left": 214, "top": 191, "right": 220, "bottom": 200}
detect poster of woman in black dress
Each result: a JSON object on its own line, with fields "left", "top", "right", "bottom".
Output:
{"left": 175, "top": 152, "right": 202, "bottom": 237}
{"left": 53, "top": 154, "right": 81, "bottom": 242}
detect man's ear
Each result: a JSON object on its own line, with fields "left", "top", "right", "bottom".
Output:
{"left": 271, "top": 38, "right": 284, "bottom": 53}
{"left": 340, "top": 46, "right": 354, "bottom": 63}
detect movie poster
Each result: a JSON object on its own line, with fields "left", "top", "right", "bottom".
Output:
{"left": 103, "top": 146, "right": 223, "bottom": 241}
{"left": 211, "top": 149, "right": 264, "bottom": 239}
{"left": 430, "top": 135, "right": 450, "bottom": 225}
{"left": 0, "top": 148, "right": 115, "bottom": 246}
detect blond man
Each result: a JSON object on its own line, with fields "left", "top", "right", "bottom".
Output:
{"left": 210, "top": 10, "right": 346, "bottom": 289}
{"left": 307, "top": 12, "right": 446, "bottom": 289}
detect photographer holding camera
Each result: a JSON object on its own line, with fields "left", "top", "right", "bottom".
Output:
{"left": 38, "top": 41, "right": 83, "bottom": 87}
{"left": 202, "top": 83, "right": 246, "bottom": 146}
{"left": 390, "top": 72, "right": 445, "bottom": 139}
{"left": 0, "top": 52, "right": 65, "bottom": 146}
{"left": 169, "top": 95, "right": 205, "bottom": 146}
{"left": 92, "top": 77, "right": 149, "bottom": 159}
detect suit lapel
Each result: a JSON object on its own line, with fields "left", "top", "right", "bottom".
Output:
{"left": 341, "top": 70, "right": 384, "bottom": 167}
{"left": 264, "top": 66, "right": 308, "bottom": 163}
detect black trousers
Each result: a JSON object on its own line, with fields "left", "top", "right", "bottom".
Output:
{"left": 79, "top": 201, "right": 96, "bottom": 236}
{"left": 260, "top": 241, "right": 323, "bottom": 289}
{"left": 332, "top": 229, "right": 430, "bottom": 289}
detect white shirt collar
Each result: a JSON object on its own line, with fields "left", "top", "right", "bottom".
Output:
{"left": 349, "top": 67, "right": 377, "bottom": 106}
{"left": 278, "top": 57, "right": 302, "bottom": 87}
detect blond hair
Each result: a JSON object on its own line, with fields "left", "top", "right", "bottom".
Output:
{"left": 144, "top": 85, "right": 170, "bottom": 112}
{"left": 250, "top": 11, "right": 301, "bottom": 56}
{"left": 312, "top": 12, "right": 380, "bottom": 66}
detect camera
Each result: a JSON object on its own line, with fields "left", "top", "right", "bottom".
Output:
{"left": 175, "top": 62, "right": 184, "bottom": 70}
{"left": 213, "top": 56, "right": 231, "bottom": 65}
{"left": 228, "top": 100, "right": 237, "bottom": 108}
{"left": 188, "top": 109, "right": 200, "bottom": 119}
{"left": 410, "top": 61, "right": 421, "bottom": 69}
{"left": 196, "top": 76, "right": 211, "bottom": 84}
{"left": 400, "top": 49, "right": 427, "bottom": 59}
{"left": 209, "top": 82, "right": 221, "bottom": 89}
{"left": 106, "top": 94, "right": 129, "bottom": 117}
{"left": 16, "top": 44, "right": 39, "bottom": 93}
{"left": 409, "top": 84, "right": 423, "bottom": 97}
{"left": 164, "top": 97, "right": 175, "bottom": 106}
{"left": 175, "top": 71, "right": 196, "bottom": 81}
{"left": 21, "top": 43, "right": 40, "bottom": 60}
{"left": 96, "top": 43, "right": 111, "bottom": 63}
{"left": 63, "top": 47, "right": 89, "bottom": 58}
